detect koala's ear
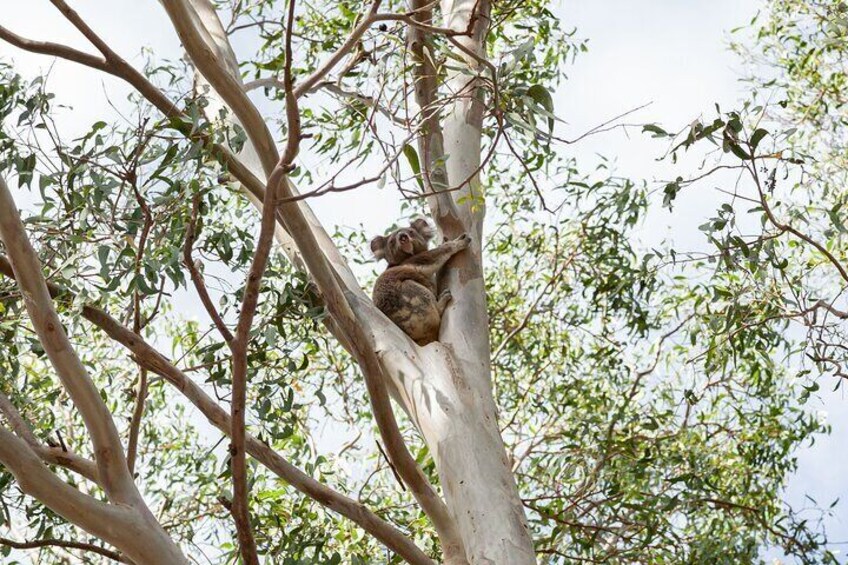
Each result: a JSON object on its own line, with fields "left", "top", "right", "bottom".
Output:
{"left": 370, "top": 235, "right": 387, "bottom": 260}
{"left": 410, "top": 218, "right": 434, "bottom": 240}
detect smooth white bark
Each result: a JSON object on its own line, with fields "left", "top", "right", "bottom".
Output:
{"left": 0, "top": 429, "right": 185, "bottom": 564}
{"left": 0, "top": 179, "right": 138, "bottom": 504}
{"left": 403, "top": 0, "right": 537, "bottom": 561}
{"left": 0, "top": 177, "right": 186, "bottom": 564}
{"left": 168, "top": 0, "right": 535, "bottom": 560}
{"left": 139, "top": 2, "right": 534, "bottom": 562}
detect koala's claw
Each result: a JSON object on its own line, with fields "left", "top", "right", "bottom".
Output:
{"left": 454, "top": 233, "right": 472, "bottom": 249}
{"left": 437, "top": 290, "right": 453, "bottom": 315}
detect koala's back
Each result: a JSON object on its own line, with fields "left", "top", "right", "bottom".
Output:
{"left": 373, "top": 266, "right": 440, "bottom": 345}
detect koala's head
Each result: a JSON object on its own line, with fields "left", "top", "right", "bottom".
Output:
{"left": 370, "top": 218, "right": 434, "bottom": 266}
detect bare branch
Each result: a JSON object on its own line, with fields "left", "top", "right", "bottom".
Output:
{"left": 49, "top": 0, "right": 123, "bottom": 60}
{"left": 0, "top": 428, "right": 140, "bottom": 558}
{"left": 810, "top": 299, "right": 848, "bottom": 320}
{"left": 0, "top": 391, "right": 40, "bottom": 446}
{"left": 183, "top": 192, "right": 234, "bottom": 343}
{"left": 0, "top": 391, "right": 99, "bottom": 484}
{"left": 0, "top": 25, "right": 110, "bottom": 73}
{"left": 0, "top": 536, "right": 128, "bottom": 564}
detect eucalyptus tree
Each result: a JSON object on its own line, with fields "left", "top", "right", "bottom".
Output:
{"left": 0, "top": 0, "right": 837, "bottom": 564}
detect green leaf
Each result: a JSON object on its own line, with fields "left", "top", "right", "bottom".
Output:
{"left": 727, "top": 142, "right": 750, "bottom": 160}
{"left": 750, "top": 128, "right": 769, "bottom": 150}
{"left": 133, "top": 274, "right": 158, "bottom": 295}
{"left": 527, "top": 84, "right": 555, "bottom": 133}
{"left": 97, "top": 245, "right": 110, "bottom": 279}
{"left": 642, "top": 124, "right": 668, "bottom": 137}
{"left": 402, "top": 144, "right": 423, "bottom": 189}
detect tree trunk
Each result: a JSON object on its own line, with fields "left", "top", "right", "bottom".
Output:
{"left": 397, "top": 0, "right": 537, "bottom": 561}
{"left": 158, "top": 1, "right": 536, "bottom": 561}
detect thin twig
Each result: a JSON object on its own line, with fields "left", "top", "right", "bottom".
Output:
{"left": 749, "top": 160, "right": 848, "bottom": 284}
{"left": 127, "top": 160, "right": 153, "bottom": 475}
{"left": 183, "top": 191, "right": 234, "bottom": 343}
{"left": 0, "top": 537, "right": 128, "bottom": 564}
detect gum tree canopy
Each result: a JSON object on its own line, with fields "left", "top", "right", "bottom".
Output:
{"left": 0, "top": 0, "right": 840, "bottom": 563}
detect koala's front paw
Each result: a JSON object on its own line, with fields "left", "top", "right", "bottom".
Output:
{"left": 452, "top": 233, "right": 472, "bottom": 250}
{"left": 437, "top": 290, "right": 453, "bottom": 314}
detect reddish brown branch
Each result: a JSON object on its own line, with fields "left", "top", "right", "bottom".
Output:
{"left": 0, "top": 254, "right": 433, "bottom": 565}
{"left": 228, "top": 1, "right": 304, "bottom": 561}
{"left": 183, "top": 192, "right": 234, "bottom": 343}
{"left": 407, "top": 0, "right": 465, "bottom": 238}
{"left": 0, "top": 25, "right": 110, "bottom": 73}
{"left": 0, "top": 537, "right": 128, "bottom": 563}
{"left": 749, "top": 161, "right": 848, "bottom": 284}
{"left": 127, "top": 170, "right": 153, "bottom": 475}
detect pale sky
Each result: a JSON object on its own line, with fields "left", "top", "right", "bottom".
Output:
{"left": 0, "top": 0, "right": 845, "bottom": 559}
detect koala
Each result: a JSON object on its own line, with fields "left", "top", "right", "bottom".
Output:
{"left": 370, "top": 218, "right": 471, "bottom": 345}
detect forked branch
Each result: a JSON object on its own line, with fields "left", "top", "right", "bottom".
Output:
{"left": 0, "top": 254, "right": 434, "bottom": 565}
{"left": 0, "top": 176, "right": 138, "bottom": 506}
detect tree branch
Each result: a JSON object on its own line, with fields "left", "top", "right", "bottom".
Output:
{"left": 750, "top": 163, "right": 848, "bottom": 284}
{"left": 0, "top": 255, "right": 434, "bottom": 565}
{"left": 0, "top": 391, "right": 99, "bottom": 484}
{"left": 409, "top": 0, "right": 463, "bottom": 235}
{"left": 0, "top": 429, "right": 139, "bottom": 558}
{"left": 351, "top": 340, "right": 466, "bottom": 562}
{"left": 0, "top": 175, "right": 138, "bottom": 506}
{"left": 228, "top": 3, "right": 306, "bottom": 558}
{"left": 0, "top": 536, "right": 128, "bottom": 564}
{"left": 127, "top": 174, "right": 154, "bottom": 476}
{"left": 0, "top": 25, "right": 110, "bottom": 73}
{"left": 183, "top": 192, "right": 234, "bottom": 343}
{"left": 0, "top": 0, "right": 352, "bottom": 293}
{"left": 292, "top": 0, "right": 383, "bottom": 98}
{"left": 125, "top": 367, "right": 148, "bottom": 476}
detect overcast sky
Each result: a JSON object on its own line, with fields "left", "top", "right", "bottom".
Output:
{"left": 1, "top": 0, "right": 845, "bottom": 559}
